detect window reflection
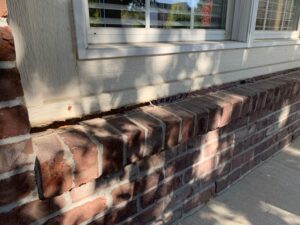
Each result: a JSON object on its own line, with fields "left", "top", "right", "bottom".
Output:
{"left": 88, "top": 0, "right": 227, "bottom": 29}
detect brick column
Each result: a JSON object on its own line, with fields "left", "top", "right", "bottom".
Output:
{"left": 0, "top": 1, "right": 37, "bottom": 223}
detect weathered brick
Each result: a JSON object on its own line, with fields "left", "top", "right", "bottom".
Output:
{"left": 203, "top": 95, "right": 233, "bottom": 127}
{"left": 0, "top": 68, "right": 23, "bottom": 101}
{"left": 244, "top": 85, "right": 267, "bottom": 111}
{"left": 215, "top": 176, "right": 230, "bottom": 193}
{"left": 34, "top": 134, "right": 73, "bottom": 198}
{"left": 229, "top": 87, "right": 257, "bottom": 113}
{"left": 140, "top": 176, "right": 181, "bottom": 208}
{"left": 176, "top": 100, "right": 209, "bottom": 135}
{"left": 70, "top": 182, "right": 96, "bottom": 203}
{"left": 127, "top": 111, "right": 163, "bottom": 156}
{"left": 185, "top": 157, "right": 216, "bottom": 182}
{"left": 108, "top": 116, "right": 146, "bottom": 163}
{"left": 0, "top": 0, "right": 7, "bottom": 17}
{"left": 0, "top": 26, "right": 15, "bottom": 61}
{"left": 202, "top": 135, "right": 233, "bottom": 158}
{"left": 129, "top": 200, "right": 164, "bottom": 225}
{"left": 223, "top": 89, "right": 252, "bottom": 116}
{"left": 165, "top": 152, "right": 194, "bottom": 177}
{"left": 164, "top": 104, "right": 195, "bottom": 142}
{"left": 211, "top": 91, "right": 243, "bottom": 120}
{"left": 111, "top": 182, "right": 137, "bottom": 205}
{"left": 189, "top": 96, "right": 224, "bottom": 130}
{"left": 137, "top": 169, "right": 164, "bottom": 194}
{"left": 0, "top": 195, "right": 66, "bottom": 225}
{"left": 164, "top": 185, "right": 193, "bottom": 210}
{"left": 0, "top": 172, "right": 35, "bottom": 206}
{"left": 0, "top": 105, "right": 30, "bottom": 139}
{"left": 58, "top": 128, "right": 99, "bottom": 186}
{"left": 44, "top": 197, "right": 107, "bottom": 225}
{"left": 232, "top": 150, "right": 253, "bottom": 170}
{"left": 0, "top": 139, "right": 33, "bottom": 174}
{"left": 137, "top": 151, "right": 165, "bottom": 173}
{"left": 89, "top": 200, "right": 137, "bottom": 225}
{"left": 183, "top": 185, "right": 215, "bottom": 213}
{"left": 146, "top": 107, "right": 181, "bottom": 148}
{"left": 164, "top": 207, "right": 183, "bottom": 225}
{"left": 82, "top": 119, "right": 124, "bottom": 175}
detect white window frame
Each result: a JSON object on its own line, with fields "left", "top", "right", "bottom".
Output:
{"left": 254, "top": 0, "right": 300, "bottom": 39}
{"left": 73, "top": 0, "right": 300, "bottom": 59}
{"left": 76, "top": 0, "right": 234, "bottom": 44}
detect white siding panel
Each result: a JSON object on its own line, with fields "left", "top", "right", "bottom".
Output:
{"left": 30, "top": 60, "right": 300, "bottom": 126}
{"left": 6, "top": 0, "right": 300, "bottom": 126}
{"left": 78, "top": 45, "right": 300, "bottom": 95}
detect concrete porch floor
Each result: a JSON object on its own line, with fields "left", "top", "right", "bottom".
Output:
{"left": 178, "top": 137, "right": 300, "bottom": 225}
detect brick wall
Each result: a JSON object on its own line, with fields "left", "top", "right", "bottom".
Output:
{"left": 2, "top": 2, "right": 300, "bottom": 224}
{"left": 2, "top": 64, "right": 300, "bottom": 224}
{"left": 0, "top": 2, "right": 36, "bottom": 225}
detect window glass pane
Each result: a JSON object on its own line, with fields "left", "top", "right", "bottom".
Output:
{"left": 88, "top": 0, "right": 227, "bottom": 29}
{"left": 88, "top": 0, "right": 146, "bottom": 28}
{"left": 193, "top": 0, "right": 227, "bottom": 29}
{"left": 150, "top": 0, "right": 227, "bottom": 29}
{"left": 256, "top": 0, "right": 300, "bottom": 31}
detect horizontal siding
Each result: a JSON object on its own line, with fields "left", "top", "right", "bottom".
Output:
{"left": 29, "top": 60, "right": 300, "bottom": 126}
{"left": 7, "top": 0, "right": 300, "bottom": 126}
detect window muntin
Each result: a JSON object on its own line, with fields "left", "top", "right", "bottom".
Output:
{"left": 87, "top": 0, "right": 227, "bottom": 30}
{"left": 256, "top": 0, "right": 300, "bottom": 31}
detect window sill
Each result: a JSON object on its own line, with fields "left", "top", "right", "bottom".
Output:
{"left": 78, "top": 39, "right": 300, "bottom": 60}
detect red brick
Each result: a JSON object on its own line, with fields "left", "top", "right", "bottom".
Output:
{"left": 191, "top": 157, "right": 216, "bottom": 178}
{"left": 111, "top": 182, "right": 137, "bottom": 205}
{"left": 146, "top": 107, "right": 181, "bottom": 148}
{"left": 165, "top": 152, "right": 194, "bottom": 177}
{"left": 215, "top": 175, "right": 230, "bottom": 193}
{"left": 165, "top": 185, "right": 193, "bottom": 209}
{"left": 89, "top": 200, "right": 137, "bottom": 225}
{"left": 0, "top": 195, "right": 66, "bottom": 225}
{"left": 223, "top": 89, "right": 252, "bottom": 116}
{"left": 129, "top": 200, "right": 164, "bottom": 225}
{"left": 229, "top": 87, "right": 257, "bottom": 113}
{"left": 44, "top": 197, "right": 107, "bottom": 225}
{"left": 244, "top": 85, "right": 267, "bottom": 111}
{"left": 70, "top": 182, "right": 96, "bottom": 203}
{"left": 0, "top": 139, "right": 33, "bottom": 173}
{"left": 34, "top": 134, "right": 73, "bottom": 198}
{"left": 140, "top": 176, "right": 181, "bottom": 208}
{"left": 189, "top": 96, "right": 223, "bottom": 130}
{"left": 183, "top": 185, "right": 215, "bottom": 213}
{"left": 108, "top": 116, "right": 146, "bottom": 163}
{"left": 232, "top": 150, "right": 253, "bottom": 170}
{"left": 127, "top": 111, "right": 163, "bottom": 156}
{"left": 164, "top": 207, "right": 183, "bottom": 225}
{"left": 138, "top": 151, "right": 165, "bottom": 173}
{"left": 211, "top": 91, "right": 243, "bottom": 120}
{"left": 0, "top": 26, "right": 15, "bottom": 61}
{"left": 0, "top": 172, "right": 35, "bottom": 207}
{"left": 202, "top": 135, "right": 233, "bottom": 158}
{"left": 58, "top": 128, "right": 99, "bottom": 186}
{"left": 0, "top": 68, "right": 23, "bottom": 101}
{"left": 0, "top": 105, "right": 30, "bottom": 139}
{"left": 137, "top": 169, "right": 164, "bottom": 194}
{"left": 82, "top": 119, "right": 124, "bottom": 175}
{"left": 203, "top": 95, "right": 233, "bottom": 127}
{"left": 0, "top": 0, "right": 7, "bottom": 17}
{"left": 164, "top": 104, "right": 195, "bottom": 142}
{"left": 175, "top": 100, "right": 209, "bottom": 135}
{"left": 228, "top": 169, "right": 241, "bottom": 184}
